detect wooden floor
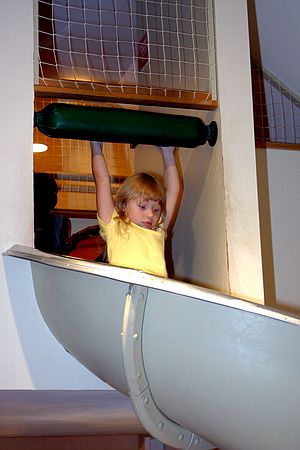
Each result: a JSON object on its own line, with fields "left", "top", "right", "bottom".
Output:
{"left": 0, "top": 389, "right": 149, "bottom": 450}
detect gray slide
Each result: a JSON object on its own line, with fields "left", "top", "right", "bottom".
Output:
{"left": 5, "top": 245, "right": 300, "bottom": 450}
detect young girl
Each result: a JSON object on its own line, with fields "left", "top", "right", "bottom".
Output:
{"left": 91, "top": 141, "right": 180, "bottom": 277}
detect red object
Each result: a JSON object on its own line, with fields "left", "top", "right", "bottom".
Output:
{"left": 68, "top": 235, "right": 100, "bottom": 261}
{"left": 66, "top": 225, "right": 106, "bottom": 262}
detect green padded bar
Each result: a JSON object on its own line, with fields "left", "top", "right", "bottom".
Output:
{"left": 34, "top": 103, "right": 218, "bottom": 148}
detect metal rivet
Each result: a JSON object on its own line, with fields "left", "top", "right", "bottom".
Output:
{"left": 144, "top": 397, "right": 149, "bottom": 405}
{"left": 178, "top": 434, "right": 184, "bottom": 441}
{"left": 133, "top": 333, "right": 139, "bottom": 340}
{"left": 158, "top": 422, "right": 164, "bottom": 430}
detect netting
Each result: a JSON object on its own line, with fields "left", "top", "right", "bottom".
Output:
{"left": 35, "top": 0, "right": 217, "bottom": 108}
{"left": 252, "top": 60, "right": 300, "bottom": 145}
{"left": 33, "top": 0, "right": 217, "bottom": 216}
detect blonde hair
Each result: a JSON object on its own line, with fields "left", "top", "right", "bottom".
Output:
{"left": 115, "top": 172, "right": 166, "bottom": 224}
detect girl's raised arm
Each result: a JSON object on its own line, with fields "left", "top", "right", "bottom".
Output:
{"left": 90, "top": 141, "right": 114, "bottom": 223}
{"left": 160, "top": 146, "right": 180, "bottom": 231}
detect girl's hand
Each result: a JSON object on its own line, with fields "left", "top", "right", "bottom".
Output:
{"left": 160, "top": 146, "right": 175, "bottom": 154}
{"left": 90, "top": 141, "right": 103, "bottom": 155}
{"left": 160, "top": 146, "right": 176, "bottom": 164}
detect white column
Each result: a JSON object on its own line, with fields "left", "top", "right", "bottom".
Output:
{"left": 0, "top": 0, "right": 35, "bottom": 387}
{"left": 214, "top": 0, "right": 264, "bottom": 303}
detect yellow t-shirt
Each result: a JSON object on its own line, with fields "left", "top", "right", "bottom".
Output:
{"left": 97, "top": 210, "right": 167, "bottom": 277}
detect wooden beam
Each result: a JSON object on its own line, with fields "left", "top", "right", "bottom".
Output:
{"left": 0, "top": 390, "right": 149, "bottom": 450}
{"left": 54, "top": 208, "right": 97, "bottom": 218}
{"left": 35, "top": 85, "right": 218, "bottom": 111}
{"left": 0, "top": 390, "right": 147, "bottom": 437}
{"left": 256, "top": 141, "right": 300, "bottom": 151}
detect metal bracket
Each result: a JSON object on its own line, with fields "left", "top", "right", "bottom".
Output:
{"left": 121, "top": 284, "right": 215, "bottom": 450}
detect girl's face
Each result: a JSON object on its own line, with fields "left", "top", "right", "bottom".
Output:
{"left": 124, "top": 198, "right": 161, "bottom": 229}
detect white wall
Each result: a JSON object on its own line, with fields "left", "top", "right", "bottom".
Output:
{"left": 248, "top": 0, "right": 300, "bottom": 312}
{"left": 257, "top": 147, "right": 300, "bottom": 314}
{"left": 0, "top": 0, "right": 108, "bottom": 389}
{"left": 172, "top": 110, "right": 228, "bottom": 293}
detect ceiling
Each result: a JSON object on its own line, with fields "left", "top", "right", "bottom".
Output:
{"left": 248, "top": 0, "right": 300, "bottom": 96}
